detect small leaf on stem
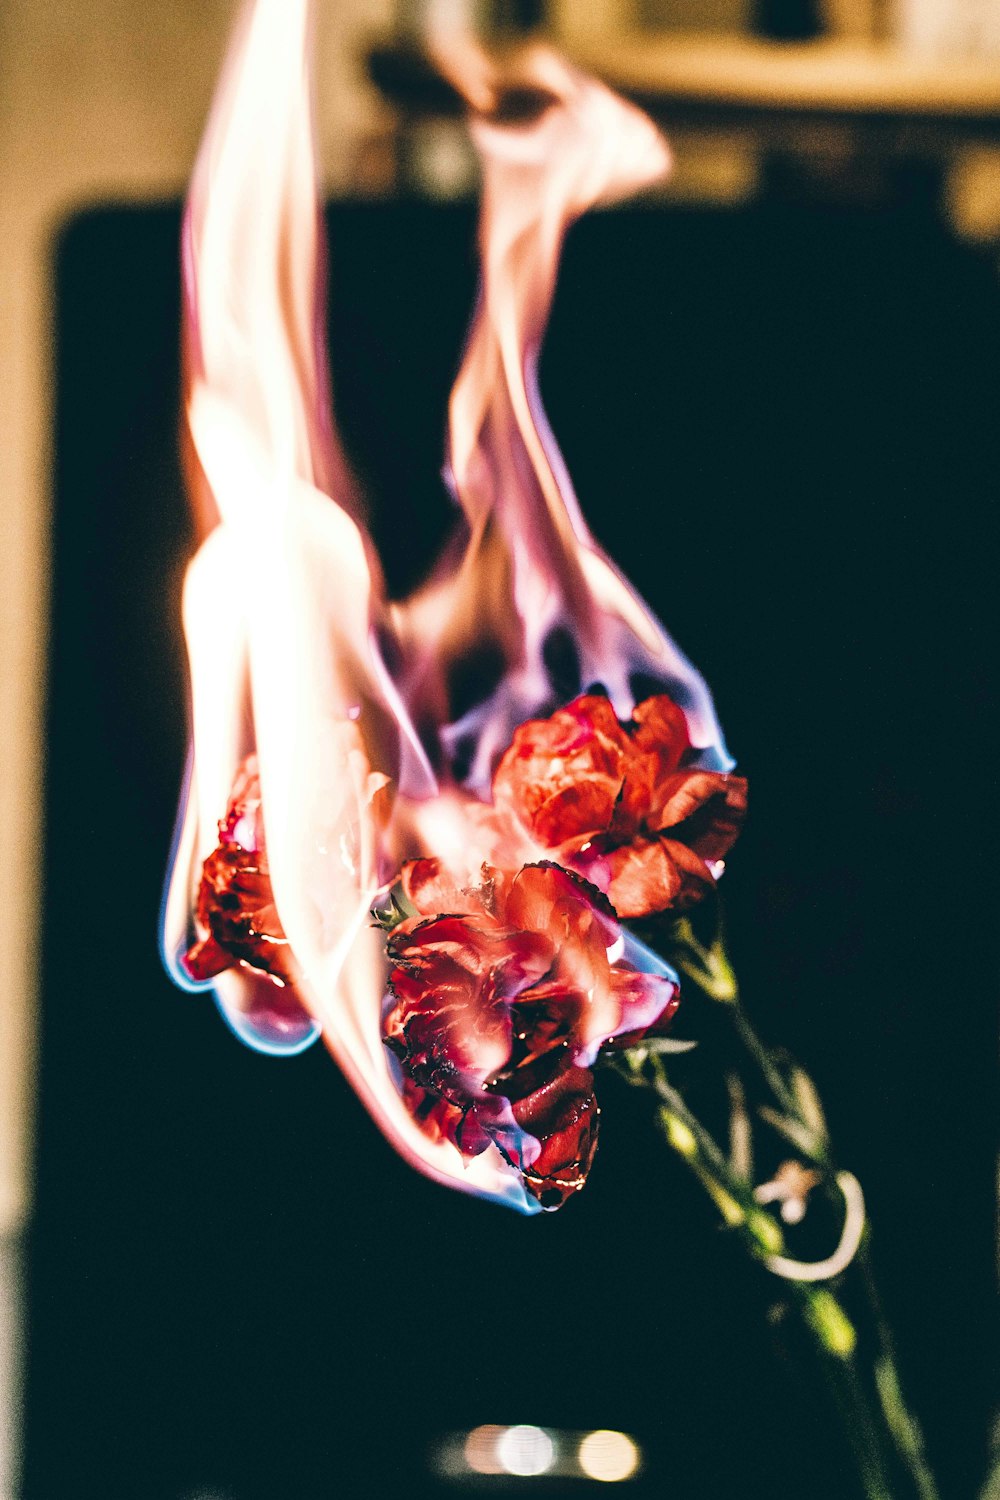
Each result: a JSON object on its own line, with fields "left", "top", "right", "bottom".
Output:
{"left": 758, "top": 1105, "right": 824, "bottom": 1163}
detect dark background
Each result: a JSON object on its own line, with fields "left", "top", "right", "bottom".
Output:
{"left": 24, "top": 193, "right": 997, "bottom": 1499}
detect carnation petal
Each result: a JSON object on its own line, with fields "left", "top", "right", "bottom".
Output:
{"left": 658, "top": 838, "right": 719, "bottom": 908}
{"left": 532, "top": 778, "right": 620, "bottom": 846}
{"left": 491, "top": 692, "right": 744, "bottom": 927}
{"left": 647, "top": 770, "right": 748, "bottom": 859}
{"left": 187, "top": 834, "right": 298, "bottom": 987}
{"left": 631, "top": 694, "right": 691, "bottom": 768}
{"left": 605, "top": 838, "right": 683, "bottom": 918}
{"left": 512, "top": 1065, "right": 600, "bottom": 1210}
{"left": 564, "top": 693, "right": 633, "bottom": 750}
{"left": 492, "top": 693, "right": 630, "bottom": 843}
{"left": 389, "top": 914, "right": 553, "bottom": 993}
{"left": 506, "top": 861, "right": 619, "bottom": 949}
{"left": 608, "top": 965, "right": 681, "bottom": 1043}
{"left": 399, "top": 856, "right": 499, "bottom": 918}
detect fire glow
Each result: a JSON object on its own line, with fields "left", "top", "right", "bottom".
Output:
{"left": 161, "top": 0, "right": 740, "bottom": 1214}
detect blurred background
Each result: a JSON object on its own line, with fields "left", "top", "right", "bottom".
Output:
{"left": 1, "top": 1, "right": 998, "bottom": 1496}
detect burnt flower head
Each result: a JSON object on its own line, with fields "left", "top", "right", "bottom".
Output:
{"left": 183, "top": 757, "right": 293, "bottom": 988}
{"left": 382, "top": 860, "right": 679, "bottom": 1209}
{"left": 493, "top": 693, "right": 747, "bottom": 920}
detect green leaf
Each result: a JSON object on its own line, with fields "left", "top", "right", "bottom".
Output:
{"left": 758, "top": 1105, "right": 823, "bottom": 1162}
{"left": 370, "top": 883, "right": 418, "bottom": 932}
{"left": 629, "top": 1036, "right": 699, "bottom": 1058}
{"left": 791, "top": 1066, "right": 829, "bottom": 1144}
{"left": 727, "top": 1072, "right": 753, "bottom": 1180}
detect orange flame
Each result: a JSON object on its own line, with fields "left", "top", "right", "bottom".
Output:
{"left": 163, "top": 1, "right": 730, "bottom": 1213}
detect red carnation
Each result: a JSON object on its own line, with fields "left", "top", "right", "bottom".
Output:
{"left": 183, "top": 756, "right": 298, "bottom": 989}
{"left": 492, "top": 693, "right": 747, "bottom": 920}
{"left": 383, "top": 859, "right": 679, "bottom": 1209}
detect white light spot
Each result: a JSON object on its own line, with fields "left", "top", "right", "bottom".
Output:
{"left": 497, "top": 1424, "right": 555, "bottom": 1477}
{"left": 578, "top": 1429, "right": 640, "bottom": 1483}
{"left": 606, "top": 935, "right": 624, "bottom": 963}
{"left": 230, "top": 814, "right": 255, "bottom": 850}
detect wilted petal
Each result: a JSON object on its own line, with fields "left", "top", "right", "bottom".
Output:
{"left": 648, "top": 770, "right": 748, "bottom": 859}
{"left": 493, "top": 694, "right": 629, "bottom": 843}
{"left": 533, "top": 780, "right": 621, "bottom": 848}
{"left": 493, "top": 693, "right": 747, "bottom": 919}
{"left": 511, "top": 1064, "right": 600, "bottom": 1210}
{"left": 508, "top": 980, "right": 586, "bottom": 1058}
{"left": 505, "top": 861, "right": 618, "bottom": 948}
{"left": 389, "top": 913, "right": 552, "bottom": 997}
{"left": 184, "top": 843, "right": 295, "bottom": 985}
{"left": 382, "top": 857, "right": 678, "bottom": 1207}
{"left": 607, "top": 965, "right": 681, "bottom": 1047}
{"left": 564, "top": 693, "right": 634, "bottom": 749}
{"left": 657, "top": 838, "right": 719, "bottom": 907}
{"left": 183, "top": 756, "right": 298, "bottom": 988}
{"left": 631, "top": 694, "right": 691, "bottom": 772}
{"left": 604, "top": 838, "right": 682, "bottom": 919}
{"left": 400, "top": 855, "right": 497, "bottom": 919}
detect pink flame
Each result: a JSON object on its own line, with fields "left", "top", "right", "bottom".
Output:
{"left": 162, "top": 3, "right": 730, "bottom": 1214}
{"left": 395, "top": 40, "right": 732, "bottom": 794}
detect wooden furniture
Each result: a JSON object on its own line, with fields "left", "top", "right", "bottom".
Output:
{"left": 368, "top": 31, "right": 1000, "bottom": 148}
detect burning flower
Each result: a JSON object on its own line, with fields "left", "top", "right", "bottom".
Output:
{"left": 382, "top": 860, "right": 679, "bottom": 1208}
{"left": 183, "top": 756, "right": 294, "bottom": 989}
{"left": 161, "top": 0, "right": 719, "bottom": 1209}
{"left": 157, "top": 5, "right": 944, "bottom": 1485}
{"left": 493, "top": 694, "right": 748, "bottom": 919}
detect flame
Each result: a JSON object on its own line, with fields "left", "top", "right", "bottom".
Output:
{"left": 162, "top": 2, "right": 730, "bottom": 1213}
{"left": 162, "top": 0, "right": 529, "bottom": 1211}
{"left": 394, "top": 38, "right": 732, "bottom": 793}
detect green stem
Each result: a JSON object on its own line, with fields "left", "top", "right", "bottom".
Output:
{"left": 721, "top": 998, "right": 938, "bottom": 1500}
{"left": 642, "top": 1055, "right": 893, "bottom": 1499}
{"left": 619, "top": 1029, "right": 938, "bottom": 1500}
{"left": 858, "top": 1243, "right": 940, "bottom": 1500}
{"left": 729, "top": 1003, "right": 811, "bottom": 1140}
{"left": 812, "top": 1327, "right": 896, "bottom": 1500}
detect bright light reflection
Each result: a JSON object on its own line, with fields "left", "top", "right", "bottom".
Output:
{"left": 577, "top": 1429, "right": 640, "bottom": 1482}
{"left": 463, "top": 1425, "right": 507, "bottom": 1475}
{"left": 497, "top": 1424, "right": 555, "bottom": 1476}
